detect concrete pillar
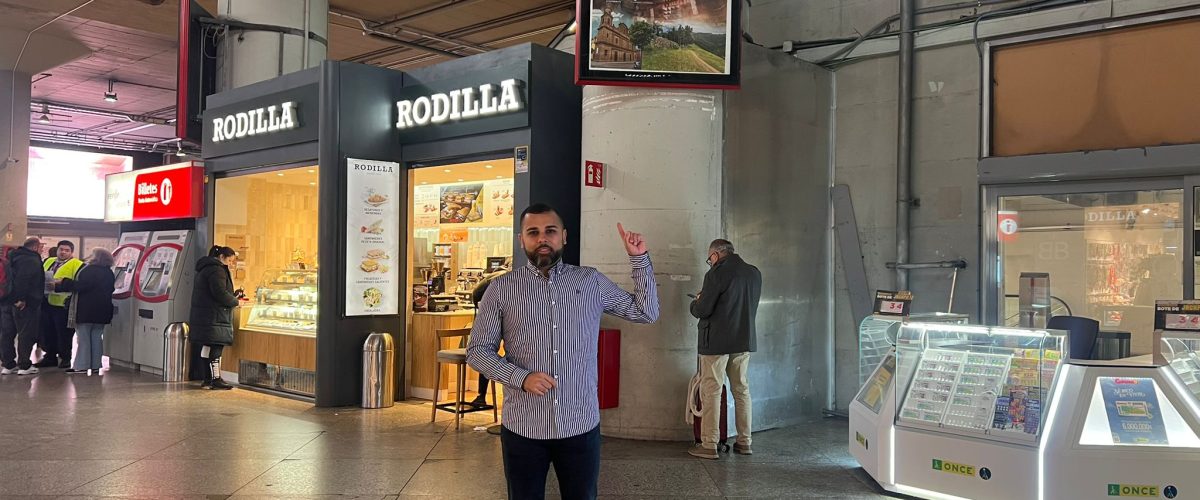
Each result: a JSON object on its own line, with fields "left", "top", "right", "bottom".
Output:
{"left": 581, "top": 86, "right": 723, "bottom": 440}
{"left": 0, "top": 70, "right": 31, "bottom": 244}
{"left": 216, "top": 0, "right": 328, "bottom": 90}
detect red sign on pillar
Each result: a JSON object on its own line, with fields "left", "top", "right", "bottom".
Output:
{"left": 585, "top": 161, "right": 605, "bottom": 188}
{"left": 998, "top": 211, "right": 1019, "bottom": 243}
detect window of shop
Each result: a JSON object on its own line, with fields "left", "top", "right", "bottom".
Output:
{"left": 406, "top": 157, "right": 515, "bottom": 402}
{"left": 214, "top": 166, "right": 321, "bottom": 337}
{"left": 997, "top": 188, "right": 1183, "bottom": 338}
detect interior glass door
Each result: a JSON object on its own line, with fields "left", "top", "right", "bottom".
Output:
{"left": 993, "top": 187, "right": 1183, "bottom": 346}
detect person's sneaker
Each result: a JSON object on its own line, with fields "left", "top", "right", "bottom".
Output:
{"left": 17, "top": 367, "right": 39, "bottom": 375}
{"left": 65, "top": 369, "right": 87, "bottom": 374}
{"left": 0, "top": 367, "right": 16, "bottom": 375}
{"left": 688, "top": 444, "right": 719, "bottom": 460}
{"left": 734, "top": 443, "right": 753, "bottom": 455}
{"left": 32, "top": 359, "right": 57, "bottom": 368}
{"left": 208, "top": 378, "right": 234, "bottom": 390}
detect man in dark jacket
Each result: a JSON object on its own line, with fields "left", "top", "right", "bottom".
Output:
{"left": 688, "top": 239, "right": 761, "bottom": 459}
{"left": 1, "top": 238, "right": 48, "bottom": 375}
{"left": 189, "top": 247, "right": 241, "bottom": 390}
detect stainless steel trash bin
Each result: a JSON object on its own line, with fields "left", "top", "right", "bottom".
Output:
{"left": 163, "top": 323, "right": 190, "bottom": 382}
{"left": 362, "top": 332, "right": 395, "bottom": 409}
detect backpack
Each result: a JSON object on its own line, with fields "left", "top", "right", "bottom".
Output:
{"left": 0, "top": 246, "right": 15, "bottom": 302}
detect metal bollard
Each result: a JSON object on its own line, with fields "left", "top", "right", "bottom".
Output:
{"left": 162, "top": 322, "right": 190, "bottom": 382}
{"left": 362, "top": 332, "right": 395, "bottom": 409}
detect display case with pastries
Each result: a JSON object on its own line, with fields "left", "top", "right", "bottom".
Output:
{"left": 244, "top": 268, "right": 319, "bottom": 336}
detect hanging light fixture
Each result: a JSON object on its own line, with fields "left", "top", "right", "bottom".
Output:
{"left": 36, "top": 104, "right": 51, "bottom": 124}
{"left": 104, "top": 80, "right": 118, "bottom": 102}
{"left": 175, "top": 143, "right": 186, "bottom": 157}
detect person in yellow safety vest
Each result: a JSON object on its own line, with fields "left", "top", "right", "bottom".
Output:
{"left": 35, "top": 240, "right": 84, "bottom": 369}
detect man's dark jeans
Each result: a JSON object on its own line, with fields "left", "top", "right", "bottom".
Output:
{"left": 37, "top": 303, "right": 71, "bottom": 364}
{"left": 1, "top": 302, "right": 42, "bottom": 370}
{"left": 501, "top": 425, "right": 600, "bottom": 500}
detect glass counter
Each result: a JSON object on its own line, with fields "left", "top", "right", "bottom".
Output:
{"left": 858, "top": 312, "right": 969, "bottom": 385}
{"left": 1163, "top": 333, "right": 1200, "bottom": 400}
{"left": 894, "top": 323, "right": 1067, "bottom": 445}
{"left": 244, "top": 268, "right": 319, "bottom": 336}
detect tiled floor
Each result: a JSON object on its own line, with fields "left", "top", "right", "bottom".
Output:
{"left": 0, "top": 367, "right": 899, "bottom": 499}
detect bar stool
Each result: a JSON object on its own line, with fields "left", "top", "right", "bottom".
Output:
{"left": 431, "top": 327, "right": 498, "bottom": 429}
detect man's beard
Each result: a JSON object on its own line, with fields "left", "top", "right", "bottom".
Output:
{"left": 525, "top": 244, "right": 562, "bottom": 270}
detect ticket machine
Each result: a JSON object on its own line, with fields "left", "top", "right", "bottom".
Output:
{"left": 131, "top": 230, "right": 196, "bottom": 372}
{"left": 106, "top": 231, "right": 151, "bottom": 367}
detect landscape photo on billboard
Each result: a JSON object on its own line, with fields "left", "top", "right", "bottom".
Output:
{"left": 587, "top": 0, "right": 731, "bottom": 75}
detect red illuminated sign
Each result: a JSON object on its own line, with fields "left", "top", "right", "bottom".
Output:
{"left": 998, "top": 211, "right": 1019, "bottom": 243}
{"left": 105, "top": 163, "right": 204, "bottom": 222}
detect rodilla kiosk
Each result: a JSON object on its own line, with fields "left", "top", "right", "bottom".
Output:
{"left": 853, "top": 316, "right": 1200, "bottom": 500}
{"left": 106, "top": 231, "right": 150, "bottom": 366}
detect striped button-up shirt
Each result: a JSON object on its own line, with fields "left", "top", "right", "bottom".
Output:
{"left": 466, "top": 254, "right": 659, "bottom": 440}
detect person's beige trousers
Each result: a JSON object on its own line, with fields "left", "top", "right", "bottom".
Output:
{"left": 698, "top": 352, "right": 751, "bottom": 449}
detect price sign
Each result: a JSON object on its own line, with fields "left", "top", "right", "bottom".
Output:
{"left": 874, "top": 290, "right": 913, "bottom": 317}
{"left": 1156, "top": 300, "right": 1200, "bottom": 331}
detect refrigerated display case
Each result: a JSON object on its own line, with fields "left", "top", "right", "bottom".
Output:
{"left": 1163, "top": 334, "right": 1200, "bottom": 399}
{"left": 244, "top": 268, "right": 319, "bottom": 336}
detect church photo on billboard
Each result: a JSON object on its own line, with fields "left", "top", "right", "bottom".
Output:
{"left": 576, "top": 0, "right": 742, "bottom": 89}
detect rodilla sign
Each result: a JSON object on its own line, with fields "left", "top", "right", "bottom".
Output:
{"left": 105, "top": 162, "right": 204, "bottom": 222}
{"left": 395, "top": 79, "right": 523, "bottom": 129}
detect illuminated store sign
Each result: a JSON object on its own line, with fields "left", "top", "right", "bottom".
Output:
{"left": 211, "top": 102, "right": 298, "bottom": 142}
{"left": 396, "top": 79, "right": 524, "bottom": 129}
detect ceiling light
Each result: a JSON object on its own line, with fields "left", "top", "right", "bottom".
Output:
{"left": 485, "top": 164, "right": 494, "bottom": 169}
{"left": 443, "top": 169, "right": 452, "bottom": 173}
{"left": 1142, "top": 208, "right": 1151, "bottom": 214}
{"left": 37, "top": 114, "right": 50, "bottom": 124}
{"left": 420, "top": 181, "right": 427, "bottom": 185}
{"left": 495, "top": 176, "right": 503, "bottom": 179}
{"left": 174, "top": 143, "right": 185, "bottom": 157}
{"left": 309, "top": 182, "right": 316, "bottom": 186}
{"left": 104, "top": 80, "right": 118, "bottom": 102}
{"left": 277, "top": 173, "right": 285, "bottom": 177}
{"left": 308, "top": 169, "right": 315, "bottom": 173}
{"left": 457, "top": 178, "right": 464, "bottom": 182}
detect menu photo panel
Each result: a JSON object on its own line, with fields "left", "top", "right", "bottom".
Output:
{"left": 345, "top": 158, "right": 402, "bottom": 316}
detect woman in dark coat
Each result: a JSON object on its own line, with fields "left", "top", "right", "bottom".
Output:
{"left": 190, "top": 245, "right": 241, "bottom": 390}
{"left": 57, "top": 248, "right": 116, "bottom": 375}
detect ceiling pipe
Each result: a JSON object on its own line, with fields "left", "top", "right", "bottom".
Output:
{"left": 100, "top": 122, "right": 159, "bottom": 139}
{"left": 31, "top": 100, "right": 172, "bottom": 126}
{"left": 330, "top": 10, "right": 490, "bottom": 54}
{"left": 331, "top": 12, "right": 464, "bottom": 59}
{"left": 372, "top": 0, "right": 485, "bottom": 30}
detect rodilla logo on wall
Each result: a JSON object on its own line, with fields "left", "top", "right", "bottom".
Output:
{"left": 395, "top": 79, "right": 524, "bottom": 129}
{"left": 210, "top": 102, "right": 298, "bottom": 142}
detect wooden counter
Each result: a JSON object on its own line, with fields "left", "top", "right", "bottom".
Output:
{"left": 222, "top": 307, "right": 317, "bottom": 373}
{"left": 410, "top": 310, "right": 504, "bottom": 404}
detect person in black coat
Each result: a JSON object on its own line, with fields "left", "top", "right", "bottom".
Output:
{"left": 0, "top": 237, "right": 47, "bottom": 374}
{"left": 56, "top": 248, "right": 116, "bottom": 374}
{"left": 189, "top": 246, "right": 242, "bottom": 390}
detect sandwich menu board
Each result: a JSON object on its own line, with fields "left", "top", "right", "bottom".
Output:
{"left": 345, "top": 158, "right": 401, "bottom": 316}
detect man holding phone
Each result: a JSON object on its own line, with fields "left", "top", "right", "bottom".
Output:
{"left": 467, "top": 203, "right": 659, "bottom": 500}
{"left": 689, "top": 239, "right": 762, "bottom": 459}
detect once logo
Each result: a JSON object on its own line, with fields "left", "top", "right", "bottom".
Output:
{"left": 1107, "top": 484, "right": 1159, "bottom": 497}
{"left": 160, "top": 178, "right": 174, "bottom": 206}
{"left": 979, "top": 467, "right": 992, "bottom": 480}
{"left": 931, "top": 459, "right": 976, "bottom": 478}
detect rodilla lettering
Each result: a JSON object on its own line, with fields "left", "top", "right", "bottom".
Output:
{"left": 396, "top": 79, "right": 523, "bottom": 129}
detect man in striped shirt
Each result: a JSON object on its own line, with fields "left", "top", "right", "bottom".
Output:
{"left": 467, "top": 203, "right": 659, "bottom": 500}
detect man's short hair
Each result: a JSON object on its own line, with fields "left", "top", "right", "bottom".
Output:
{"left": 709, "top": 239, "right": 735, "bottom": 255}
{"left": 520, "top": 203, "right": 564, "bottom": 227}
{"left": 56, "top": 240, "right": 74, "bottom": 251}
{"left": 22, "top": 237, "right": 40, "bottom": 250}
